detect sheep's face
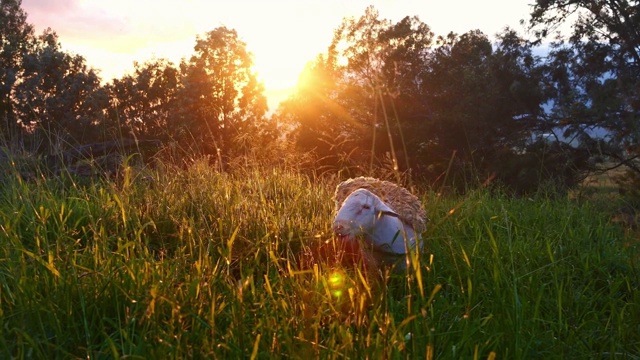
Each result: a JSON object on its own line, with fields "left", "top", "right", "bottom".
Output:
{"left": 333, "top": 189, "right": 398, "bottom": 242}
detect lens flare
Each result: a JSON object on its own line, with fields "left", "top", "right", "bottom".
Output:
{"left": 328, "top": 270, "right": 346, "bottom": 298}
{"left": 329, "top": 271, "right": 344, "bottom": 287}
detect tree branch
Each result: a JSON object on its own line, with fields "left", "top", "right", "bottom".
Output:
{"left": 598, "top": 152, "right": 640, "bottom": 174}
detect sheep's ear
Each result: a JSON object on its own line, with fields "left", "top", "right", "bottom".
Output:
{"left": 376, "top": 202, "right": 399, "bottom": 218}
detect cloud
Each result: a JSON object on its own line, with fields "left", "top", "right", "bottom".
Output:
{"left": 22, "top": 0, "right": 131, "bottom": 42}
{"left": 20, "top": 0, "right": 76, "bottom": 14}
{"left": 22, "top": 0, "right": 204, "bottom": 62}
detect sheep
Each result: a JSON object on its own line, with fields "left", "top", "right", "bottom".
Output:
{"left": 334, "top": 177, "right": 427, "bottom": 233}
{"left": 333, "top": 188, "right": 419, "bottom": 250}
{"left": 332, "top": 177, "right": 427, "bottom": 270}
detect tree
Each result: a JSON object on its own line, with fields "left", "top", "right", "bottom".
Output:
{"left": 423, "top": 30, "right": 497, "bottom": 163}
{"left": 178, "top": 27, "right": 267, "bottom": 159}
{"left": 277, "top": 52, "right": 357, "bottom": 172}
{"left": 108, "top": 59, "right": 180, "bottom": 140}
{"left": 13, "top": 29, "right": 106, "bottom": 144}
{"left": 281, "top": 8, "right": 556, "bottom": 192}
{"left": 280, "top": 7, "right": 434, "bottom": 176}
{"left": 1, "top": 1, "right": 107, "bottom": 148}
{"left": 396, "top": 28, "right": 549, "bottom": 190}
{"left": 0, "top": 0, "right": 33, "bottom": 138}
{"left": 333, "top": 7, "right": 434, "bottom": 174}
{"left": 529, "top": 0, "right": 640, "bottom": 181}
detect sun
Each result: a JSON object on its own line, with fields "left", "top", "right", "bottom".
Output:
{"left": 251, "top": 57, "right": 302, "bottom": 110}
{"left": 248, "top": 35, "right": 327, "bottom": 110}
{"left": 231, "top": 4, "right": 339, "bottom": 110}
{"left": 70, "top": 1, "right": 341, "bottom": 110}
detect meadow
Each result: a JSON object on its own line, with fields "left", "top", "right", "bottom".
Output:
{"left": 0, "top": 158, "right": 638, "bottom": 359}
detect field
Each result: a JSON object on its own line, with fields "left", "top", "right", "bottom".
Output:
{"left": 0, "top": 159, "right": 639, "bottom": 359}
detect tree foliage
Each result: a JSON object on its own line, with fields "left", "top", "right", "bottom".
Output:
{"left": 0, "top": 0, "right": 33, "bottom": 137}
{"left": 279, "top": 7, "right": 435, "bottom": 176}
{"left": 178, "top": 27, "right": 268, "bottom": 158}
{"left": 108, "top": 59, "right": 180, "bottom": 140}
{"left": 276, "top": 54, "right": 349, "bottom": 171}
{"left": 106, "top": 28, "right": 269, "bottom": 161}
{"left": 14, "top": 29, "right": 106, "bottom": 143}
{"left": 1, "top": 2, "right": 270, "bottom": 164}
{"left": 2, "top": 1, "right": 639, "bottom": 195}
{"left": 280, "top": 8, "right": 555, "bottom": 192}
{"left": 529, "top": 0, "right": 640, "bottom": 187}
{"left": 1, "top": 0, "right": 106, "bottom": 148}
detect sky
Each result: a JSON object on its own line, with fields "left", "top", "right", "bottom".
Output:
{"left": 20, "top": 0, "right": 535, "bottom": 109}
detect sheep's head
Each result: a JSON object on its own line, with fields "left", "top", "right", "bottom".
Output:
{"left": 334, "top": 177, "right": 428, "bottom": 233}
{"left": 333, "top": 188, "right": 400, "bottom": 242}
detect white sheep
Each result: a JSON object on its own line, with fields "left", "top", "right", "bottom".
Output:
{"left": 332, "top": 177, "right": 427, "bottom": 270}
{"left": 334, "top": 177, "right": 427, "bottom": 233}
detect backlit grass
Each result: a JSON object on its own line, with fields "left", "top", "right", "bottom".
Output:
{"left": 0, "top": 159, "right": 638, "bottom": 358}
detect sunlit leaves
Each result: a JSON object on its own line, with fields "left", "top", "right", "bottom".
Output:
{"left": 179, "top": 26, "right": 268, "bottom": 157}
{"left": 279, "top": 7, "right": 434, "bottom": 174}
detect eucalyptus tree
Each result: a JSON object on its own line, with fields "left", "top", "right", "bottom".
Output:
{"left": 280, "top": 6, "right": 554, "bottom": 190}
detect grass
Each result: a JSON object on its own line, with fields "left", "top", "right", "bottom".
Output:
{"left": 0, "top": 157, "right": 638, "bottom": 359}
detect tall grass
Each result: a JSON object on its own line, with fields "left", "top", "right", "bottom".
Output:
{"left": 0, "top": 156, "right": 638, "bottom": 359}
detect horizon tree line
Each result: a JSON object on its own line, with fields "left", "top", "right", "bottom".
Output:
{"left": 1, "top": 0, "right": 638, "bottom": 196}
